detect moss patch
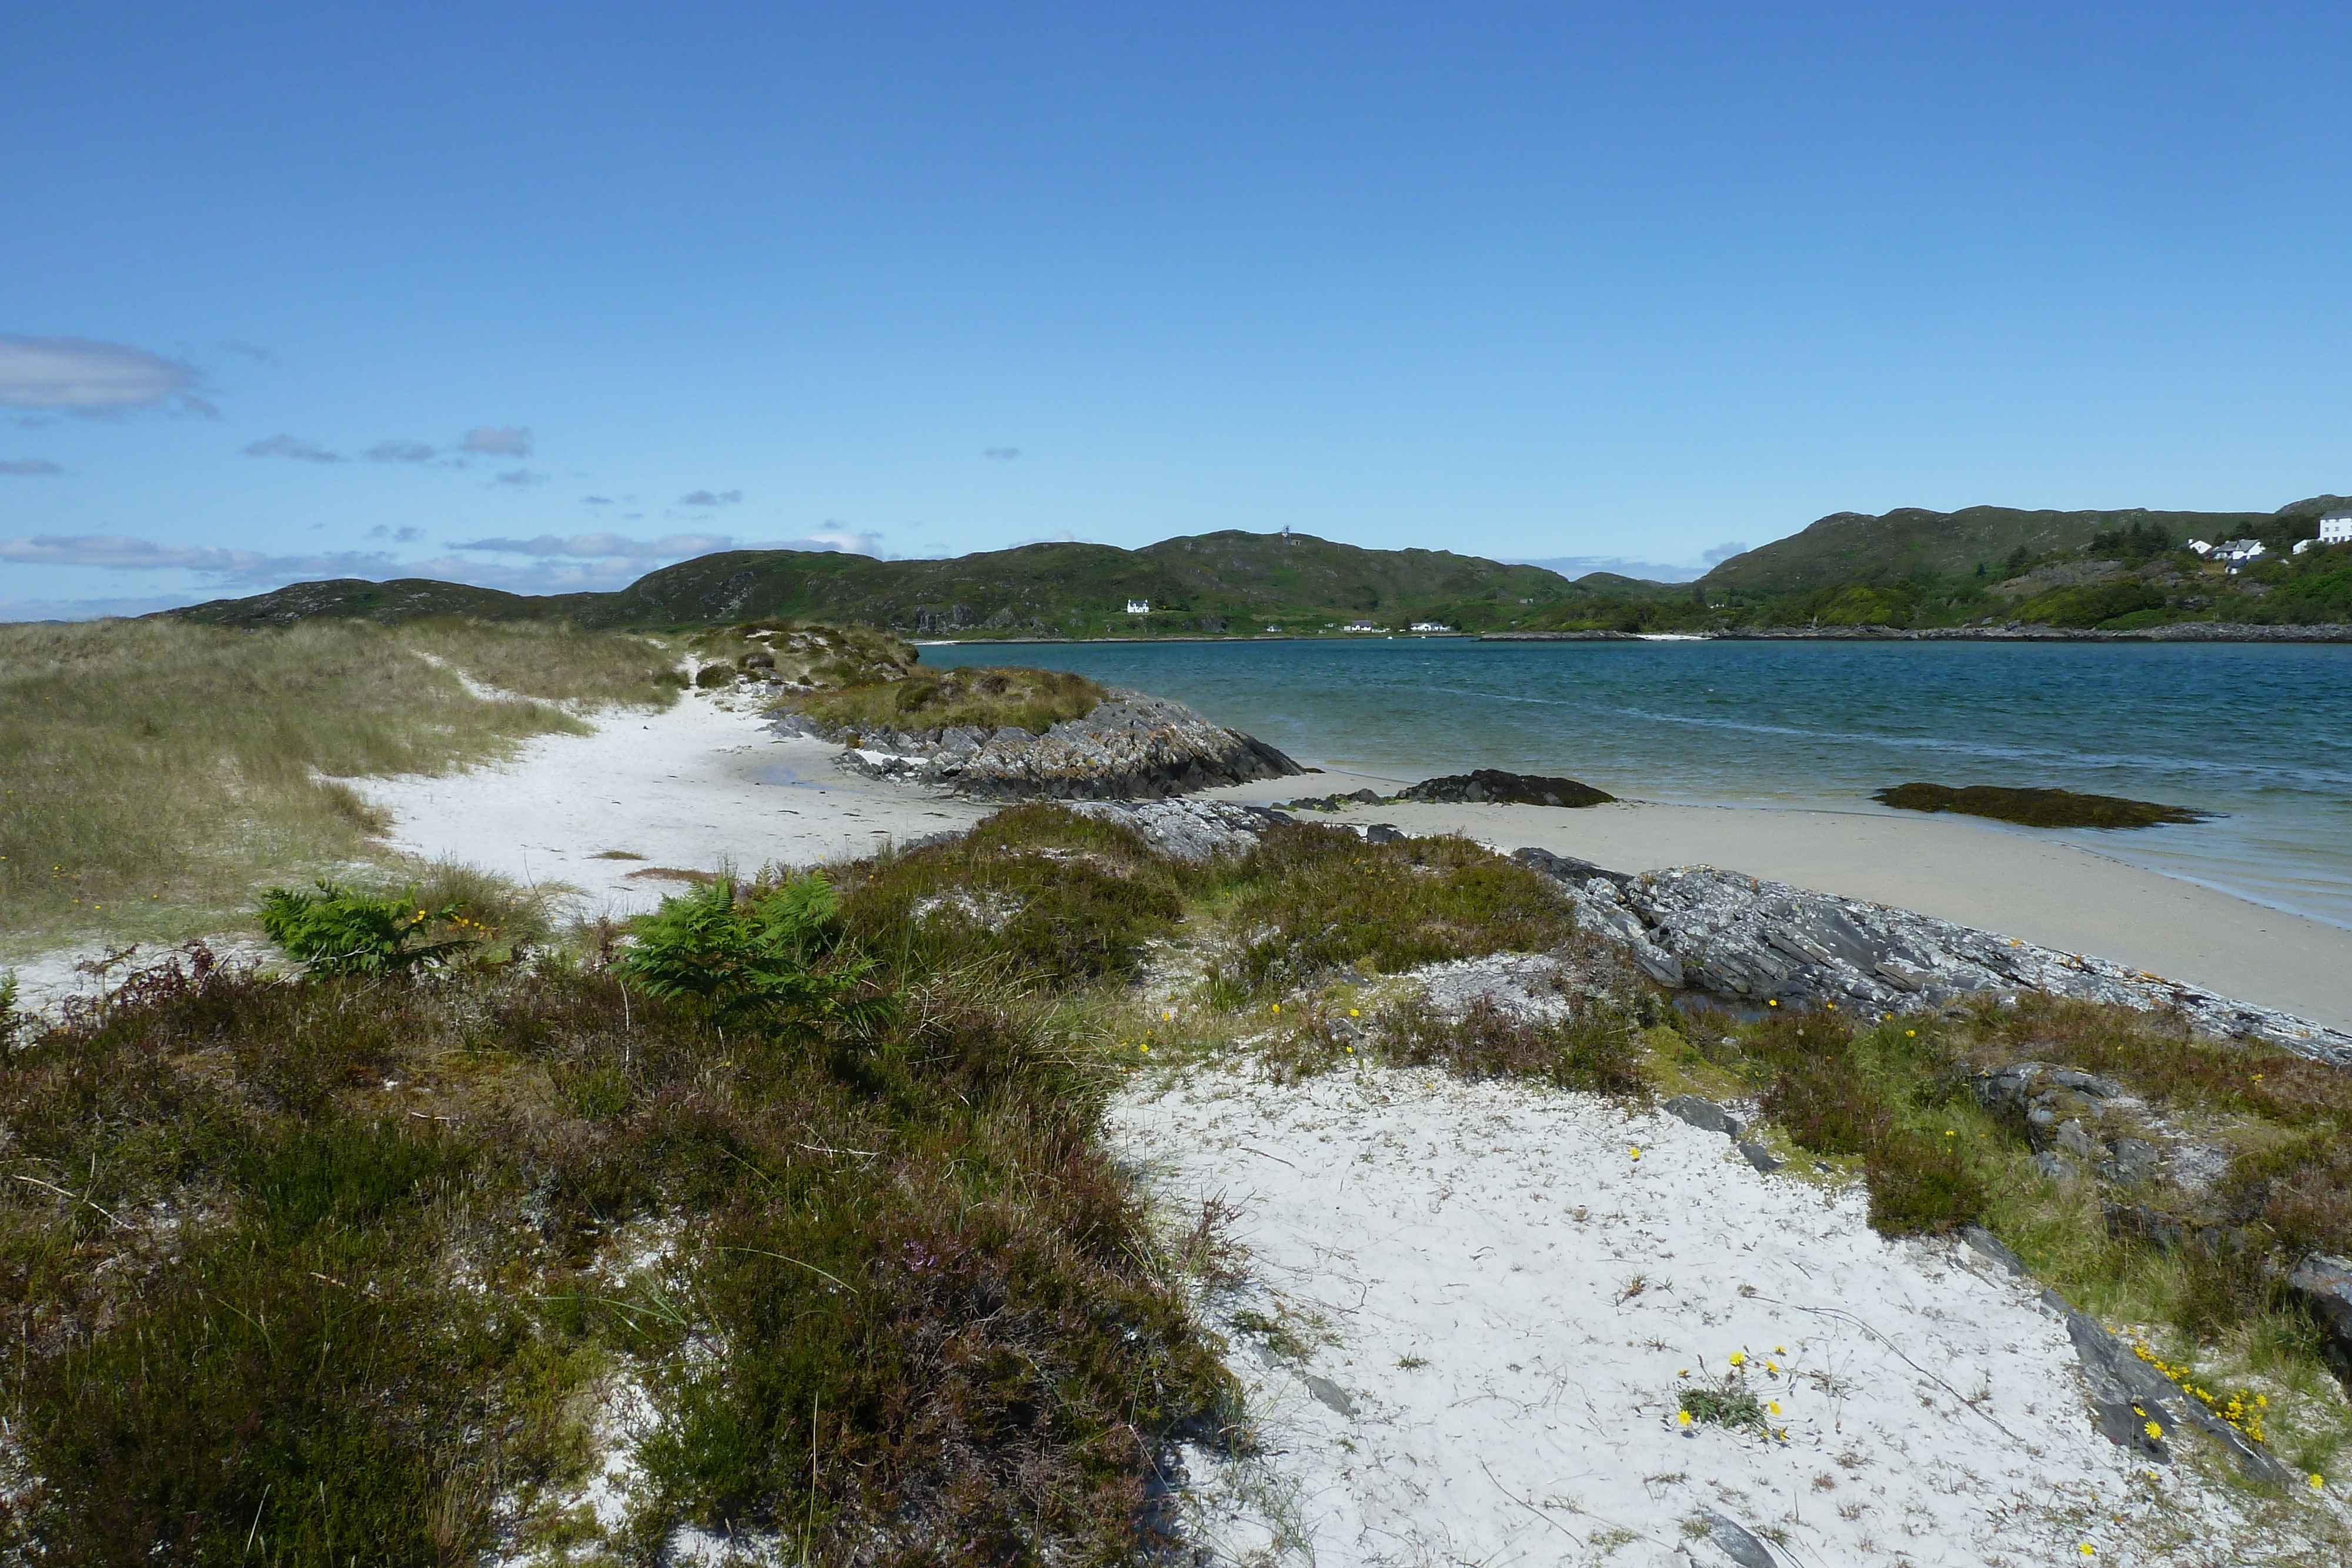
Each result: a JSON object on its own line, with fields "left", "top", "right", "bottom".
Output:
{"left": 1873, "top": 781, "right": 2211, "bottom": 829}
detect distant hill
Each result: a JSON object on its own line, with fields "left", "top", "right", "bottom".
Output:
{"left": 1700, "top": 497, "right": 2346, "bottom": 595}
{"left": 166, "top": 531, "right": 1583, "bottom": 636}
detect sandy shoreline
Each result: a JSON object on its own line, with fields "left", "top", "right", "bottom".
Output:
{"left": 320, "top": 690, "right": 2352, "bottom": 1034}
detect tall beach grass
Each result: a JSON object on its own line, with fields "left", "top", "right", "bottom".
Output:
{"left": 0, "top": 616, "right": 681, "bottom": 950}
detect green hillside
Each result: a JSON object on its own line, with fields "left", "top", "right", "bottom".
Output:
{"left": 168, "top": 531, "right": 1585, "bottom": 636}
{"left": 1701, "top": 497, "right": 2345, "bottom": 595}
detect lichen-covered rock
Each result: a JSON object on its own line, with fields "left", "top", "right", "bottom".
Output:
{"left": 1065, "top": 798, "right": 1291, "bottom": 861}
{"left": 1398, "top": 769, "right": 1613, "bottom": 807}
{"left": 796, "top": 688, "right": 1304, "bottom": 801}
{"left": 2287, "top": 1253, "right": 2352, "bottom": 1375}
{"left": 1512, "top": 855, "right": 2352, "bottom": 1068}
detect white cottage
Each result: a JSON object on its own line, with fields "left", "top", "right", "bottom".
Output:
{"left": 1124, "top": 599, "right": 1150, "bottom": 615}
{"left": 2321, "top": 511, "right": 2352, "bottom": 544}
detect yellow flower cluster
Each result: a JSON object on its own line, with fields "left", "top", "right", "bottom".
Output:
{"left": 2130, "top": 1340, "right": 2267, "bottom": 1445}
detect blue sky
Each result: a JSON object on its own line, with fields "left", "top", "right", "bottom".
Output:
{"left": 4, "top": 2, "right": 2349, "bottom": 617}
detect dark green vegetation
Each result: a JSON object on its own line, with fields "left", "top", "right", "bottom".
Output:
{"left": 785, "top": 664, "right": 1107, "bottom": 738}
{"left": 259, "top": 881, "right": 483, "bottom": 974}
{"left": 0, "top": 616, "right": 684, "bottom": 945}
{"left": 1520, "top": 494, "right": 2352, "bottom": 633}
{"left": 165, "top": 530, "right": 1586, "bottom": 638}
{"left": 0, "top": 819, "right": 1238, "bottom": 1563}
{"left": 1650, "top": 994, "right": 2352, "bottom": 1473}
{"left": 1209, "top": 825, "right": 1580, "bottom": 999}
{"left": 155, "top": 496, "right": 2352, "bottom": 644}
{"left": 1874, "top": 782, "right": 2211, "bottom": 830}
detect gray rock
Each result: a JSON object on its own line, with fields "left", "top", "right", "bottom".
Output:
{"left": 1736, "top": 1142, "right": 1784, "bottom": 1173}
{"left": 2055, "top": 1119, "right": 2100, "bottom": 1159}
{"left": 2286, "top": 1253, "right": 2352, "bottom": 1375}
{"left": 1508, "top": 859, "right": 2352, "bottom": 1068}
{"left": 1065, "top": 799, "right": 1290, "bottom": 862}
{"left": 2102, "top": 1136, "right": 2161, "bottom": 1187}
{"left": 811, "top": 690, "right": 1305, "bottom": 801}
{"left": 2051, "top": 1069, "right": 2124, "bottom": 1098}
{"left": 1698, "top": 1510, "right": 1780, "bottom": 1568}
{"left": 1302, "top": 1373, "right": 1355, "bottom": 1417}
{"left": 1962, "top": 1225, "right": 2029, "bottom": 1277}
{"left": 1665, "top": 1095, "right": 1739, "bottom": 1136}
{"left": 2053, "top": 1289, "right": 2291, "bottom": 1483}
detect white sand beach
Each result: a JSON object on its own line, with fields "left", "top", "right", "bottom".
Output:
{"left": 1114, "top": 1064, "right": 2317, "bottom": 1566}
{"left": 340, "top": 687, "right": 997, "bottom": 920}
{"left": 328, "top": 694, "right": 2352, "bottom": 1032}
{"left": 1202, "top": 772, "right": 2352, "bottom": 1036}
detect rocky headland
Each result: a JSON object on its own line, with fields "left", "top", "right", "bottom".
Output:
{"left": 773, "top": 688, "right": 1304, "bottom": 800}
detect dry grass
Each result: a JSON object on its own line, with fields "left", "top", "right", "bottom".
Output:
{"left": 785, "top": 664, "right": 1105, "bottom": 738}
{"left": 0, "top": 616, "right": 681, "bottom": 951}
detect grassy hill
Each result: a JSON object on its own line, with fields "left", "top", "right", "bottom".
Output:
{"left": 1701, "top": 497, "right": 2345, "bottom": 595}
{"left": 169, "top": 531, "right": 1585, "bottom": 636}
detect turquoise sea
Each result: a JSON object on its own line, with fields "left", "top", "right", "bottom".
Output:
{"left": 918, "top": 638, "right": 2352, "bottom": 930}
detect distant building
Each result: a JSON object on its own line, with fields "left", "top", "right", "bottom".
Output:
{"left": 1409, "top": 621, "right": 1452, "bottom": 633}
{"left": 1342, "top": 620, "right": 1382, "bottom": 633}
{"left": 2185, "top": 539, "right": 2214, "bottom": 556}
{"left": 2321, "top": 512, "right": 2352, "bottom": 544}
{"left": 1264, "top": 624, "right": 1281, "bottom": 632}
{"left": 1125, "top": 599, "right": 1150, "bottom": 615}
{"left": 2216, "top": 539, "right": 2267, "bottom": 574}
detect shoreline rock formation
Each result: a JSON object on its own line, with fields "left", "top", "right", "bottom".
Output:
{"left": 774, "top": 688, "right": 1304, "bottom": 801}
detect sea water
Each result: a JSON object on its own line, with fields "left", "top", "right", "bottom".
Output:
{"left": 917, "top": 637, "right": 2352, "bottom": 930}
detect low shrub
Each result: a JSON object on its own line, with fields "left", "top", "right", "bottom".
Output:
{"left": 1212, "top": 824, "right": 1576, "bottom": 995}
{"left": 616, "top": 871, "right": 891, "bottom": 1026}
{"left": 1380, "top": 995, "right": 1648, "bottom": 1095}
{"left": 257, "top": 880, "right": 479, "bottom": 974}
{"left": 835, "top": 805, "right": 1190, "bottom": 988}
{"left": 786, "top": 664, "right": 1106, "bottom": 737}
{"left": 0, "top": 930, "right": 1232, "bottom": 1560}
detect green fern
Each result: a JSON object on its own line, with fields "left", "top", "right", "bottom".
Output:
{"left": 614, "top": 871, "right": 891, "bottom": 1023}
{"left": 258, "top": 882, "right": 476, "bottom": 975}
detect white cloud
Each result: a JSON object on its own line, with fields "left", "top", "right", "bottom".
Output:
{"left": 0, "top": 593, "right": 193, "bottom": 622}
{"left": 243, "top": 433, "right": 343, "bottom": 463}
{"left": 460, "top": 425, "right": 533, "bottom": 456}
{"left": 1701, "top": 540, "right": 1749, "bottom": 565}
{"left": 0, "top": 334, "right": 202, "bottom": 410}
{"left": 451, "top": 531, "right": 737, "bottom": 560}
{"left": 366, "top": 439, "right": 436, "bottom": 463}
{"left": 679, "top": 489, "right": 743, "bottom": 507}
{"left": 1, "top": 535, "right": 273, "bottom": 571}
{"left": 0, "top": 458, "right": 62, "bottom": 475}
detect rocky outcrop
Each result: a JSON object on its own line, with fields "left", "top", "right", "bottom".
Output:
{"left": 1065, "top": 798, "right": 1292, "bottom": 861}
{"left": 1513, "top": 854, "right": 2352, "bottom": 1067}
{"left": 1398, "top": 770, "right": 1615, "bottom": 807}
{"left": 776, "top": 689, "right": 1303, "bottom": 801}
{"left": 2287, "top": 1254, "right": 2352, "bottom": 1377}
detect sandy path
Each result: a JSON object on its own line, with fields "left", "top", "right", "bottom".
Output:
{"left": 1116, "top": 1064, "right": 2326, "bottom": 1567}
{"left": 343, "top": 689, "right": 994, "bottom": 918}
{"left": 1202, "top": 772, "right": 2352, "bottom": 1034}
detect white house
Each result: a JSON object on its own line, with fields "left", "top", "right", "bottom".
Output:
{"left": 2321, "top": 512, "right": 2352, "bottom": 544}
{"left": 1341, "top": 620, "right": 1382, "bottom": 633}
{"left": 1125, "top": 599, "right": 1150, "bottom": 615}
{"left": 1409, "top": 621, "right": 1452, "bottom": 633}
{"left": 2185, "top": 539, "right": 2214, "bottom": 556}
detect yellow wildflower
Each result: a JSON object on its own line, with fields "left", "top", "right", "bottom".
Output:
{"left": 1677, "top": 1410, "right": 1692, "bottom": 1426}
{"left": 1728, "top": 1351, "right": 1746, "bottom": 1367}
{"left": 1768, "top": 1400, "right": 1782, "bottom": 1415}
{"left": 2143, "top": 1420, "right": 2162, "bottom": 1440}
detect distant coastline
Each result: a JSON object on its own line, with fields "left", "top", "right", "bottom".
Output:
{"left": 917, "top": 621, "right": 2352, "bottom": 647}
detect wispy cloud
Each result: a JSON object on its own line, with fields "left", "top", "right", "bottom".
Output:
{"left": 460, "top": 425, "right": 533, "bottom": 456}
{"left": 581, "top": 496, "right": 614, "bottom": 505}
{"left": 0, "top": 533, "right": 395, "bottom": 576}
{"left": 1700, "top": 540, "right": 1749, "bottom": 565}
{"left": 679, "top": 489, "right": 743, "bottom": 507}
{"left": 983, "top": 447, "right": 1021, "bottom": 460}
{"left": 365, "top": 524, "right": 426, "bottom": 543}
{"left": 366, "top": 439, "right": 436, "bottom": 463}
{"left": 452, "top": 531, "right": 736, "bottom": 560}
{"left": 243, "top": 433, "right": 343, "bottom": 463}
{"left": 218, "top": 340, "right": 276, "bottom": 365}
{"left": 0, "top": 334, "right": 205, "bottom": 412}
{"left": 0, "top": 458, "right": 62, "bottom": 475}
{"left": 493, "top": 468, "right": 546, "bottom": 487}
